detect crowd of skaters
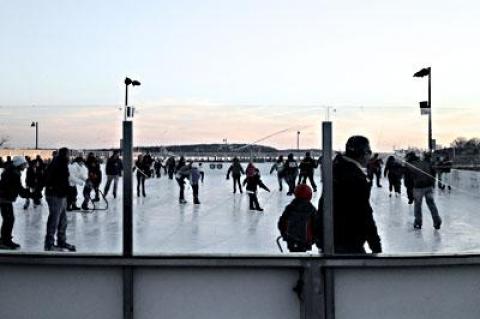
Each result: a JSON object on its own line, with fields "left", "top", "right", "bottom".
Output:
{"left": 0, "top": 136, "right": 451, "bottom": 253}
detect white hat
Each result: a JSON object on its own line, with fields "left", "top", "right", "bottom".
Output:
{"left": 12, "top": 156, "right": 28, "bottom": 167}
{"left": 191, "top": 163, "right": 198, "bottom": 168}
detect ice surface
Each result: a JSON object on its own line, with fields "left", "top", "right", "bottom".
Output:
{"left": 3, "top": 164, "right": 480, "bottom": 255}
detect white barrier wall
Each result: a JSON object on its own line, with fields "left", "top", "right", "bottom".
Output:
{"left": 0, "top": 265, "right": 123, "bottom": 319}
{"left": 334, "top": 266, "right": 480, "bottom": 319}
{"left": 134, "top": 268, "right": 300, "bottom": 319}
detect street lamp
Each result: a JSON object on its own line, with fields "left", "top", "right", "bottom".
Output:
{"left": 413, "top": 67, "right": 432, "bottom": 151}
{"left": 124, "top": 77, "right": 141, "bottom": 121}
{"left": 30, "top": 121, "right": 38, "bottom": 150}
{"left": 297, "top": 131, "right": 300, "bottom": 151}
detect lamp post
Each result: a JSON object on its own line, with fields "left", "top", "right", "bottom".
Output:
{"left": 297, "top": 131, "right": 300, "bottom": 151}
{"left": 123, "top": 76, "right": 141, "bottom": 257}
{"left": 413, "top": 67, "right": 432, "bottom": 151}
{"left": 30, "top": 121, "right": 38, "bottom": 150}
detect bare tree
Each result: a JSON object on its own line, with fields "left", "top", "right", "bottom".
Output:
{"left": 0, "top": 135, "right": 8, "bottom": 148}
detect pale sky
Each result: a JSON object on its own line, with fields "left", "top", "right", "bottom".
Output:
{"left": 0, "top": 1, "right": 479, "bottom": 150}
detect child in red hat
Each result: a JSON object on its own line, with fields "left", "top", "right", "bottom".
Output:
{"left": 278, "top": 184, "right": 320, "bottom": 252}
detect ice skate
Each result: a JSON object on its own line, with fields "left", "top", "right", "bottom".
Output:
{"left": 0, "top": 239, "right": 21, "bottom": 250}
{"left": 56, "top": 242, "right": 76, "bottom": 252}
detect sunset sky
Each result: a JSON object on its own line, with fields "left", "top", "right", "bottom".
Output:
{"left": 0, "top": 1, "right": 479, "bottom": 151}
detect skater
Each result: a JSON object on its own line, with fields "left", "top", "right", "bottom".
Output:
{"left": 23, "top": 157, "right": 45, "bottom": 209}
{"left": 67, "top": 156, "right": 88, "bottom": 211}
{"left": 284, "top": 153, "right": 299, "bottom": 196}
{"left": 403, "top": 152, "right": 419, "bottom": 204}
{"left": 298, "top": 152, "right": 318, "bottom": 192}
{"left": 190, "top": 163, "right": 201, "bottom": 204}
{"left": 154, "top": 158, "right": 163, "bottom": 178}
{"left": 367, "top": 153, "right": 383, "bottom": 187}
{"left": 435, "top": 156, "right": 452, "bottom": 190}
{"left": 319, "top": 135, "right": 382, "bottom": 254}
{"left": 278, "top": 184, "right": 320, "bottom": 252}
{"left": 243, "top": 167, "right": 270, "bottom": 211}
{"left": 133, "top": 154, "right": 150, "bottom": 197}
{"left": 104, "top": 151, "right": 123, "bottom": 198}
{"left": 143, "top": 153, "right": 154, "bottom": 177}
{"left": 198, "top": 163, "right": 205, "bottom": 183}
{"left": 175, "top": 162, "right": 191, "bottom": 204}
{"left": 270, "top": 155, "right": 285, "bottom": 191}
{"left": 44, "top": 148, "right": 76, "bottom": 252}
{"left": 384, "top": 156, "right": 403, "bottom": 197}
{"left": 226, "top": 157, "right": 245, "bottom": 194}
{"left": 166, "top": 156, "right": 176, "bottom": 179}
{"left": 81, "top": 153, "right": 102, "bottom": 209}
{"left": 409, "top": 152, "right": 442, "bottom": 230}
{"left": 0, "top": 156, "right": 31, "bottom": 249}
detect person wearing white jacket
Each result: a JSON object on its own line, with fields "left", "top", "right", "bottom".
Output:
{"left": 67, "top": 156, "right": 88, "bottom": 211}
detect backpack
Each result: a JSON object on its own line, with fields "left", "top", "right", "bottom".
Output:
{"left": 278, "top": 202, "right": 316, "bottom": 252}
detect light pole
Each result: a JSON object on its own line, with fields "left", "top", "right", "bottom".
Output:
{"left": 297, "top": 131, "right": 300, "bottom": 151}
{"left": 30, "top": 121, "right": 38, "bottom": 150}
{"left": 413, "top": 67, "right": 432, "bottom": 151}
{"left": 123, "top": 76, "right": 141, "bottom": 257}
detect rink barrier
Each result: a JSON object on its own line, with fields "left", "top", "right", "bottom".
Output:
{"left": 1, "top": 253, "right": 480, "bottom": 319}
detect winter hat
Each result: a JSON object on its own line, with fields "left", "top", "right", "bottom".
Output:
{"left": 12, "top": 156, "right": 28, "bottom": 167}
{"left": 294, "top": 184, "right": 312, "bottom": 201}
{"left": 191, "top": 162, "right": 198, "bottom": 168}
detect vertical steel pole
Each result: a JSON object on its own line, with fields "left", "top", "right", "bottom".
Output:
{"left": 35, "top": 122, "right": 38, "bottom": 150}
{"left": 321, "top": 121, "right": 335, "bottom": 319}
{"left": 322, "top": 122, "right": 334, "bottom": 255}
{"left": 297, "top": 131, "right": 300, "bottom": 151}
{"left": 123, "top": 121, "right": 133, "bottom": 257}
{"left": 428, "top": 67, "right": 432, "bottom": 152}
{"left": 123, "top": 267, "right": 134, "bottom": 319}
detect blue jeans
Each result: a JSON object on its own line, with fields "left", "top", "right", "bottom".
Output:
{"left": 413, "top": 187, "right": 441, "bottom": 227}
{"left": 45, "top": 196, "right": 68, "bottom": 248}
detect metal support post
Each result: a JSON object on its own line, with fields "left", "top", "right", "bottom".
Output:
{"left": 303, "top": 261, "right": 325, "bottom": 319}
{"left": 123, "top": 267, "right": 134, "bottom": 319}
{"left": 322, "top": 122, "right": 334, "bottom": 255}
{"left": 123, "top": 121, "right": 133, "bottom": 257}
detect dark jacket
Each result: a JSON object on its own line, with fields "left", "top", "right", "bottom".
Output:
{"left": 243, "top": 174, "right": 270, "bottom": 193}
{"left": 0, "top": 166, "right": 30, "bottom": 202}
{"left": 410, "top": 159, "right": 436, "bottom": 188}
{"left": 278, "top": 198, "right": 321, "bottom": 251}
{"left": 25, "top": 161, "right": 45, "bottom": 189}
{"left": 227, "top": 162, "right": 245, "bottom": 178}
{"left": 86, "top": 158, "right": 102, "bottom": 186}
{"left": 319, "top": 155, "right": 381, "bottom": 254}
{"left": 284, "top": 158, "right": 299, "bottom": 178}
{"left": 384, "top": 160, "right": 403, "bottom": 180}
{"left": 299, "top": 156, "right": 317, "bottom": 175}
{"left": 44, "top": 156, "right": 70, "bottom": 198}
{"left": 106, "top": 157, "right": 123, "bottom": 176}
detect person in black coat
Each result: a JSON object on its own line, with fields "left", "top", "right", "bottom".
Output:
{"left": 133, "top": 154, "right": 150, "bottom": 197}
{"left": 319, "top": 136, "right": 382, "bottom": 254}
{"left": 103, "top": 151, "right": 123, "bottom": 198}
{"left": 284, "top": 153, "right": 299, "bottom": 196}
{"left": 384, "top": 156, "right": 403, "bottom": 197}
{"left": 403, "top": 152, "right": 419, "bottom": 204}
{"left": 0, "top": 156, "right": 30, "bottom": 249}
{"left": 44, "top": 147, "right": 76, "bottom": 251}
{"left": 227, "top": 157, "right": 245, "bottom": 194}
{"left": 298, "top": 152, "right": 318, "bottom": 192}
{"left": 166, "top": 156, "right": 176, "bottom": 179}
{"left": 243, "top": 168, "right": 270, "bottom": 211}
{"left": 23, "top": 157, "right": 45, "bottom": 209}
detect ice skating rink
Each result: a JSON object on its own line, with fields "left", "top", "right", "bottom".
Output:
{"left": 6, "top": 164, "right": 480, "bottom": 255}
